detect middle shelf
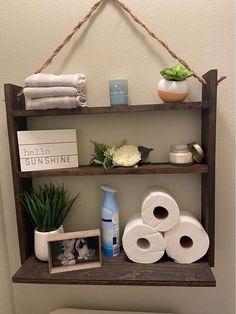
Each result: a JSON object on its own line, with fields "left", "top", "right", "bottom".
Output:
{"left": 19, "top": 163, "right": 208, "bottom": 177}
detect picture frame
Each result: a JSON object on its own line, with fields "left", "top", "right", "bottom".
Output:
{"left": 48, "top": 229, "right": 102, "bottom": 274}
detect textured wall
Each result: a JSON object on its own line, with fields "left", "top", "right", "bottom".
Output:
{"left": 0, "top": 182, "right": 15, "bottom": 314}
{"left": 0, "top": 1, "right": 235, "bottom": 314}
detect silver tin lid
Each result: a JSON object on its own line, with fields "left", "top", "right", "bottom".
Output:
{"left": 188, "top": 142, "right": 205, "bottom": 163}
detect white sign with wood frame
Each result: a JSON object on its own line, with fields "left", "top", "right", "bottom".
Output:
{"left": 47, "top": 229, "right": 102, "bottom": 274}
{"left": 17, "top": 129, "right": 78, "bottom": 171}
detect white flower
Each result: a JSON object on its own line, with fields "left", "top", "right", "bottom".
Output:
{"left": 112, "top": 145, "right": 141, "bottom": 167}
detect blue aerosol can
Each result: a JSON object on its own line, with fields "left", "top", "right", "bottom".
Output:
{"left": 100, "top": 185, "right": 120, "bottom": 257}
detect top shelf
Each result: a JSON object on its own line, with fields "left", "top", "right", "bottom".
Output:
{"left": 12, "top": 101, "right": 209, "bottom": 117}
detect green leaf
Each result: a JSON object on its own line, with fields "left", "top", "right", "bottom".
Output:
{"left": 91, "top": 158, "right": 103, "bottom": 165}
{"left": 92, "top": 141, "right": 108, "bottom": 159}
{"left": 20, "top": 183, "right": 79, "bottom": 232}
{"left": 160, "top": 65, "right": 193, "bottom": 81}
{"left": 90, "top": 140, "right": 121, "bottom": 169}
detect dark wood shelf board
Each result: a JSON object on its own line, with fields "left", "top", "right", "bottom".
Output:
{"left": 12, "top": 252, "right": 215, "bottom": 287}
{"left": 12, "top": 102, "right": 209, "bottom": 117}
{"left": 19, "top": 163, "right": 208, "bottom": 177}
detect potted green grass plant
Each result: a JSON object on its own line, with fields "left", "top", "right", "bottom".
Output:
{"left": 21, "top": 183, "right": 79, "bottom": 261}
{"left": 157, "top": 65, "right": 193, "bottom": 103}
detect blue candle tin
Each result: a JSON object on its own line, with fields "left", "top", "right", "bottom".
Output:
{"left": 109, "top": 79, "right": 128, "bottom": 105}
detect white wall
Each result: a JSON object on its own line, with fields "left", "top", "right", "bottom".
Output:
{"left": 0, "top": 1, "right": 235, "bottom": 314}
{"left": 0, "top": 181, "right": 15, "bottom": 314}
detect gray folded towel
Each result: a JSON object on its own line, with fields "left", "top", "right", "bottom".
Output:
{"left": 25, "top": 73, "right": 86, "bottom": 88}
{"left": 23, "top": 86, "right": 80, "bottom": 99}
{"left": 25, "top": 95, "right": 87, "bottom": 110}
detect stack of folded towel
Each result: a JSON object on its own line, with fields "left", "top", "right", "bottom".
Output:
{"left": 23, "top": 73, "right": 87, "bottom": 110}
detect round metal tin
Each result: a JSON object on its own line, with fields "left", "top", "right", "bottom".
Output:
{"left": 188, "top": 142, "right": 205, "bottom": 163}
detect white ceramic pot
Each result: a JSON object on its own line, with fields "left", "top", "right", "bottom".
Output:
{"left": 158, "top": 79, "right": 189, "bottom": 103}
{"left": 34, "top": 226, "right": 64, "bottom": 262}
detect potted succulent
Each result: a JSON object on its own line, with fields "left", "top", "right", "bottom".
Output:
{"left": 21, "top": 183, "right": 79, "bottom": 261}
{"left": 157, "top": 65, "right": 193, "bottom": 103}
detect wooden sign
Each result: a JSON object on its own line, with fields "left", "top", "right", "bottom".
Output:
{"left": 17, "top": 129, "right": 78, "bottom": 171}
{"left": 48, "top": 229, "right": 102, "bottom": 274}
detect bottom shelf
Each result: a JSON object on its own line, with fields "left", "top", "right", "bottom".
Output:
{"left": 12, "top": 250, "right": 216, "bottom": 287}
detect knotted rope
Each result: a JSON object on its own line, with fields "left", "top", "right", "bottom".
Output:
{"left": 34, "top": 0, "right": 103, "bottom": 74}
{"left": 19, "top": 0, "right": 226, "bottom": 96}
{"left": 114, "top": 0, "right": 226, "bottom": 84}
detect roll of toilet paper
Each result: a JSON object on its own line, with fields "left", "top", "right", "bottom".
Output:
{"left": 122, "top": 213, "right": 165, "bottom": 264}
{"left": 164, "top": 211, "right": 210, "bottom": 264}
{"left": 141, "top": 187, "right": 180, "bottom": 232}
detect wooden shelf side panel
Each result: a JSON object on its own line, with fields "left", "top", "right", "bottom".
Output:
{"left": 4, "top": 84, "right": 34, "bottom": 264}
{"left": 201, "top": 70, "right": 217, "bottom": 267}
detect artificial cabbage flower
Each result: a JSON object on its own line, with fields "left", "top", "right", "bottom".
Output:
{"left": 113, "top": 145, "right": 141, "bottom": 167}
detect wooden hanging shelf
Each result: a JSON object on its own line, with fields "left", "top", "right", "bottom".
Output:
{"left": 5, "top": 69, "right": 217, "bottom": 287}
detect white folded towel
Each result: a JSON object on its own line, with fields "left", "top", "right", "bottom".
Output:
{"left": 23, "top": 87, "right": 80, "bottom": 99}
{"left": 25, "top": 73, "right": 86, "bottom": 88}
{"left": 25, "top": 96, "right": 87, "bottom": 110}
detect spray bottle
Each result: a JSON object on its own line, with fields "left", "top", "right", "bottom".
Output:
{"left": 100, "top": 185, "right": 120, "bottom": 256}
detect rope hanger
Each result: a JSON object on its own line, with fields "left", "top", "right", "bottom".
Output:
{"left": 28, "top": 0, "right": 227, "bottom": 85}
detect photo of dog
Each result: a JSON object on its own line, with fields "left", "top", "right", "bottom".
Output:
{"left": 48, "top": 229, "right": 101, "bottom": 273}
{"left": 54, "top": 236, "right": 99, "bottom": 266}
{"left": 57, "top": 239, "right": 76, "bottom": 266}
{"left": 75, "top": 238, "right": 89, "bottom": 260}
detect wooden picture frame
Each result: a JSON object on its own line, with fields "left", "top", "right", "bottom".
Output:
{"left": 48, "top": 229, "right": 102, "bottom": 274}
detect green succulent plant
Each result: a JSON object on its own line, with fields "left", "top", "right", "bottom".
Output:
{"left": 160, "top": 65, "right": 193, "bottom": 81}
{"left": 21, "top": 183, "right": 79, "bottom": 232}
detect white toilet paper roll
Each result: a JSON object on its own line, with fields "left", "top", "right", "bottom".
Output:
{"left": 122, "top": 213, "right": 165, "bottom": 264}
{"left": 164, "top": 211, "right": 210, "bottom": 264}
{"left": 141, "top": 187, "right": 180, "bottom": 232}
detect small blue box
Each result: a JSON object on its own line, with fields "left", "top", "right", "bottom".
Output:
{"left": 109, "top": 79, "right": 128, "bottom": 105}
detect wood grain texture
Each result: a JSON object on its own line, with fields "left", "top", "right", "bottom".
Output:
{"left": 18, "top": 163, "right": 208, "bottom": 177}
{"left": 6, "top": 84, "right": 209, "bottom": 116}
{"left": 12, "top": 251, "right": 216, "bottom": 287}
{"left": 4, "top": 84, "right": 34, "bottom": 263}
{"left": 201, "top": 70, "right": 217, "bottom": 267}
